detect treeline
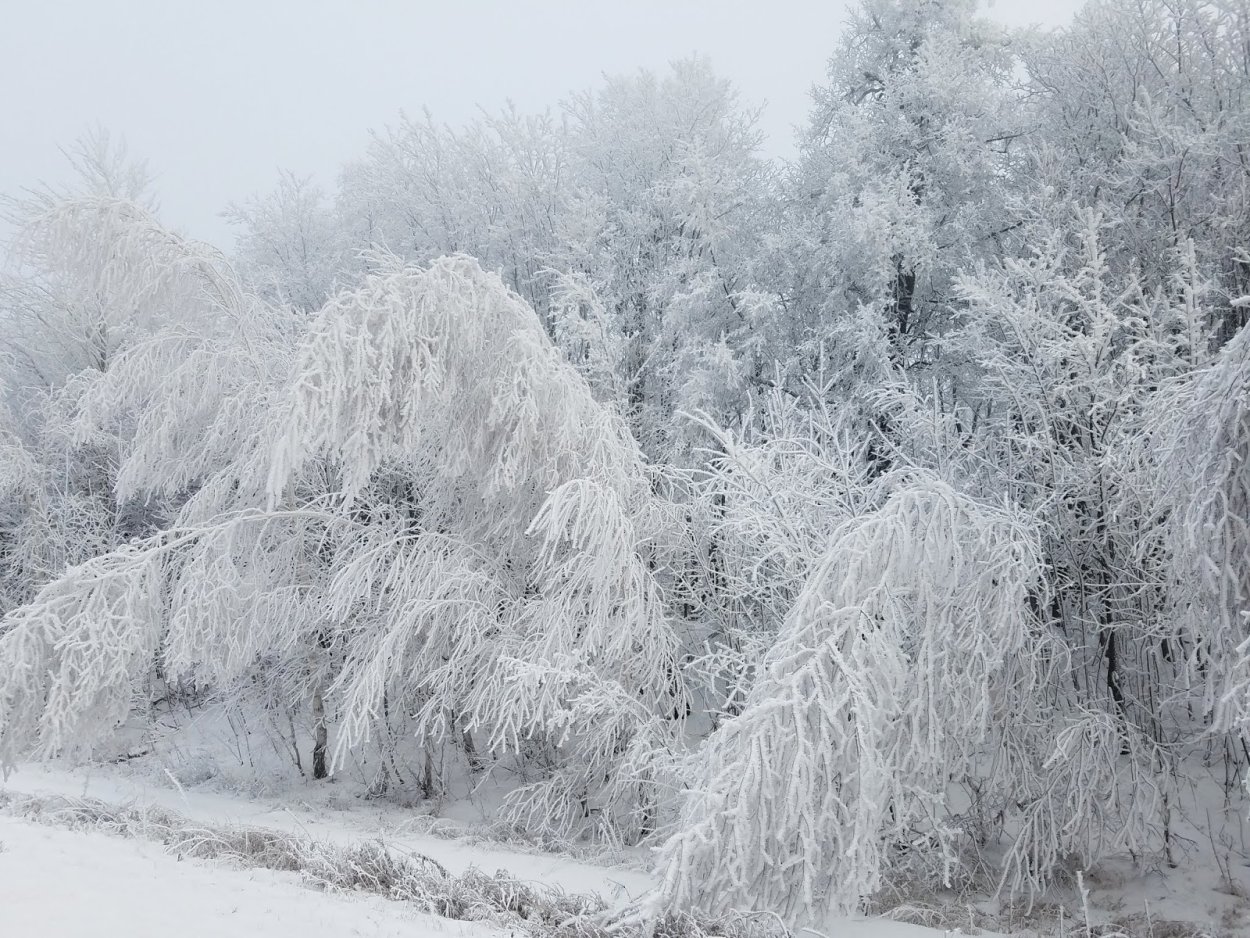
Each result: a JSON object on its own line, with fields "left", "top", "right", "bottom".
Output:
{"left": 1, "top": 0, "right": 1249, "bottom": 927}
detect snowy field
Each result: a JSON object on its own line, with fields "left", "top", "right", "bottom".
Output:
{"left": 1, "top": 764, "right": 995, "bottom": 938}
{"left": 0, "top": 815, "right": 502, "bottom": 938}
{"left": 2, "top": 761, "right": 1245, "bottom": 937}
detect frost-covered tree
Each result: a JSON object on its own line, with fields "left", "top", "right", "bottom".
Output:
{"left": 266, "top": 255, "right": 691, "bottom": 834}
{"left": 944, "top": 207, "right": 1229, "bottom": 747}
{"left": 676, "top": 389, "right": 879, "bottom": 726}
{"left": 335, "top": 105, "right": 571, "bottom": 316}
{"left": 558, "top": 59, "right": 781, "bottom": 460}
{"left": 329, "top": 60, "right": 780, "bottom": 464}
{"left": 4, "top": 1, "right": 1250, "bottom": 923}
{"left": 877, "top": 205, "right": 1228, "bottom": 883}
{"left": 1147, "top": 311, "right": 1250, "bottom": 749}
{"left": 0, "top": 171, "right": 307, "bottom": 768}
{"left": 649, "top": 477, "right": 1049, "bottom": 925}
{"left": 227, "top": 171, "right": 345, "bottom": 312}
{"left": 0, "top": 134, "right": 246, "bottom": 615}
{"left": 1023, "top": 0, "right": 1250, "bottom": 339}
{"left": 788, "top": 0, "right": 1022, "bottom": 387}
{"left": 0, "top": 242, "right": 692, "bottom": 841}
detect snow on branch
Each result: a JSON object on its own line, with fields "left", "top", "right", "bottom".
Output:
{"left": 7, "top": 194, "right": 244, "bottom": 325}
{"left": 649, "top": 475, "right": 1045, "bottom": 926}
{"left": 1148, "top": 319, "right": 1250, "bottom": 736}
{"left": 0, "top": 508, "right": 343, "bottom": 772}
{"left": 268, "top": 254, "right": 640, "bottom": 507}
{"left": 0, "top": 545, "right": 163, "bottom": 769}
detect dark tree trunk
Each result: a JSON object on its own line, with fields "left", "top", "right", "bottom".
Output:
{"left": 312, "top": 683, "right": 328, "bottom": 780}
{"left": 462, "top": 722, "right": 483, "bottom": 773}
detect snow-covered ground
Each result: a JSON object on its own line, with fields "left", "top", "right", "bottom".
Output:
{"left": 2, "top": 762, "right": 656, "bottom": 906}
{"left": 0, "top": 813, "right": 503, "bottom": 937}
{"left": 6, "top": 757, "right": 1248, "bottom": 937}
{"left": 3, "top": 748, "right": 1246, "bottom": 938}
{"left": 1, "top": 763, "right": 981, "bottom": 938}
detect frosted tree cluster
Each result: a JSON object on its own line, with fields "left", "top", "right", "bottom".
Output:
{"left": 653, "top": 478, "right": 1048, "bottom": 923}
{"left": 2, "top": 0, "right": 1250, "bottom": 929}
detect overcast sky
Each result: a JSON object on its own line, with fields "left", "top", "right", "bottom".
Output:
{"left": 0, "top": 1, "right": 1084, "bottom": 249}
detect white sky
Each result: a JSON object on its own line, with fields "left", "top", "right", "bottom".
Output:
{"left": 0, "top": 1, "right": 1084, "bottom": 249}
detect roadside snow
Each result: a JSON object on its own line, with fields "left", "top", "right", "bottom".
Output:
{"left": 3, "top": 763, "right": 654, "bottom": 903}
{"left": 1, "top": 764, "right": 1001, "bottom": 938}
{"left": 0, "top": 813, "right": 503, "bottom": 938}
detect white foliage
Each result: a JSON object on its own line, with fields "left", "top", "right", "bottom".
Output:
{"left": 267, "top": 254, "right": 687, "bottom": 837}
{"left": 0, "top": 546, "right": 164, "bottom": 768}
{"left": 3, "top": 192, "right": 242, "bottom": 386}
{"left": 0, "top": 248, "right": 689, "bottom": 843}
{"left": 681, "top": 389, "right": 880, "bottom": 719}
{"left": 270, "top": 254, "right": 640, "bottom": 507}
{"left": 2, "top": 5, "right": 1249, "bottom": 922}
{"left": 650, "top": 477, "right": 1045, "bottom": 925}
{"left": 1149, "top": 320, "right": 1250, "bottom": 735}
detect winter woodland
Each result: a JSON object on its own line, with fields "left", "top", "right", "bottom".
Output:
{"left": 2, "top": 0, "right": 1250, "bottom": 932}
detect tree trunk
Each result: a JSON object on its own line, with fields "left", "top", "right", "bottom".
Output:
{"left": 421, "top": 744, "right": 435, "bottom": 798}
{"left": 311, "top": 682, "right": 328, "bottom": 780}
{"left": 462, "top": 724, "right": 483, "bottom": 773}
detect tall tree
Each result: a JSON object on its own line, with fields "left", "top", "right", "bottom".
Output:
{"left": 788, "top": 0, "right": 1023, "bottom": 388}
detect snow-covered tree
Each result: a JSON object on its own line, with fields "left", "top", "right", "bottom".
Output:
{"left": 650, "top": 476, "right": 1048, "bottom": 925}
{"left": 788, "top": 0, "right": 1022, "bottom": 387}
{"left": 1023, "top": 0, "right": 1250, "bottom": 340}
{"left": 3, "top": 2, "right": 1250, "bottom": 923}
{"left": 558, "top": 59, "right": 780, "bottom": 460}
{"left": 0, "top": 134, "right": 249, "bottom": 616}
{"left": 331, "top": 60, "right": 780, "bottom": 465}
{"left": 1147, "top": 310, "right": 1250, "bottom": 748}
{"left": 677, "top": 388, "right": 879, "bottom": 726}
{"left": 0, "top": 242, "right": 693, "bottom": 841}
{"left": 228, "top": 171, "right": 345, "bottom": 312}
{"left": 267, "top": 254, "right": 691, "bottom": 835}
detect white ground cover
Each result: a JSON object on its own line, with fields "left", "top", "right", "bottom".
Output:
{"left": 0, "top": 812, "right": 503, "bottom": 938}
{"left": 0, "top": 764, "right": 995, "bottom": 938}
